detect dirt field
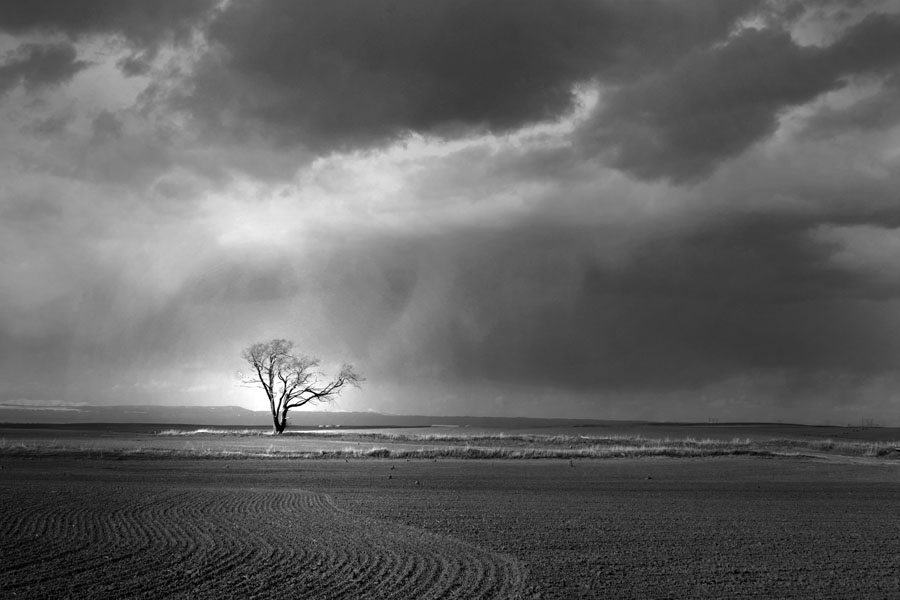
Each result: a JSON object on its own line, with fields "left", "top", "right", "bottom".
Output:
{"left": 2, "top": 456, "right": 899, "bottom": 599}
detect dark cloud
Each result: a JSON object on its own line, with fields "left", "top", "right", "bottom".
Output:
{"left": 116, "top": 53, "right": 153, "bottom": 77}
{"left": 177, "top": 0, "right": 757, "bottom": 150}
{"left": 824, "top": 11, "right": 900, "bottom": 73}
{"left": 0, "top": 0, "right": 217, "bottom": 49}
{"left": 0, "top": 0, "right": 218, "bottom": 81}
{"left": 0, "top": 43, "right": 88, "bottom": 93}
{"left": 583, "top": 12, "right": 900, "bottom": 182}
{"left": 801, "top": 75, "right": 900, "bottom": 137}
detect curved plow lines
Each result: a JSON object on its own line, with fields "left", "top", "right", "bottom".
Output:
{"left": 295, "top": 492, "right": 525, "bottom": 600}
{"left": 0, "top": 483, "right": 523, "bottom": 599}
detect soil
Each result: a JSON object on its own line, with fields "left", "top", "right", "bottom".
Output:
{"left": 1, "top": 456, "right": 898, "bottom": 599}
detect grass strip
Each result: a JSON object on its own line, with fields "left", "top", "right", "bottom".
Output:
{"left": 2, "top": 431, "right": 899, "bottom": 460}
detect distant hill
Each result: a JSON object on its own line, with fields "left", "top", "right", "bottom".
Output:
{"left": 0, "top": 404, "right": 614, "bottom": 429}
{"left": 0, "top": 404, "right": 270, "bottom": 426}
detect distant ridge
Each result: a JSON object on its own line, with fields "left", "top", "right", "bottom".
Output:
{"left": 0, "top": 404, "right": 615, "bottom": 429}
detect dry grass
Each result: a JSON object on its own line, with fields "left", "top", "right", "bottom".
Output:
{"left": 157, "top": 429, "right": 900, "bottom": 457}
{"left": 2, "top": 430, "right": 898, "bottom": 460}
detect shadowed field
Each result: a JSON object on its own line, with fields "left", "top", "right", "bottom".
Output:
{"left": 1, "top": 462, "right": 521, "bottom": 599}
{"left": 2, "top": 454, "right": 899, "bottom": 599}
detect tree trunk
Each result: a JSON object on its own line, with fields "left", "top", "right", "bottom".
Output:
{"left": 272, "top": 414, "right": 287, "bottom": 435}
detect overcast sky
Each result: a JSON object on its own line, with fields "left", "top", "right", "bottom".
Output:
{"left": 3, "top": 0, "right": 900, "bottom": 424}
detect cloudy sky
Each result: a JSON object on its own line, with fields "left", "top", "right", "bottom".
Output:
{"left": 3, "top": 0, "right": 900, "bottom": 424}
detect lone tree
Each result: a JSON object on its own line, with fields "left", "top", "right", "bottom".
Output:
{"left": 241, "top": 339, "right": 363, "bottom": 434}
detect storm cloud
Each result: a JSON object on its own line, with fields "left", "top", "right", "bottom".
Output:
{"left": 177, "top": 0, "right": 758, "bottom": 150}
{"left": 0, "top": 43, "right": 88, "bottom": 93}
{"left": 585, "top": 11, "right": 900, "bottom": 181}
{"left": 2, "top": 0, "right": 900, "bottom": 424}
{"left": 0, "top": 0, "right": 216, "bottom": 47}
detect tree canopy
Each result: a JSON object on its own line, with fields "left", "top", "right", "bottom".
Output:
{"left": 241, "top": 339, "right": 362, "bottom": 434}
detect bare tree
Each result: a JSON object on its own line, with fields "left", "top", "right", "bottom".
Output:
{"left": 241, "top": 339, "right": 363, "bottom": 434}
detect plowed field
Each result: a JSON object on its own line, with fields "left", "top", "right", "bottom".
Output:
{"left": 1, "top": 457, "right": 898, "bottom": 599}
